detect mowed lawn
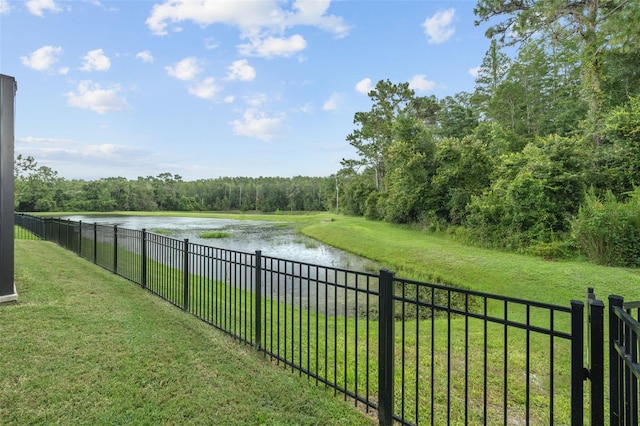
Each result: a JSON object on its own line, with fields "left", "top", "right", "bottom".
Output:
{"left": 0, "top": 240, "right": 374, "bottom": 425}
{"left": 302, "top": 215, "right": 640, "bottom": 304}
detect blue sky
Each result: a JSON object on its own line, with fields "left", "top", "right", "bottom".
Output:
{"left": 1, "top": 0, "right": 492, "bottom": 180}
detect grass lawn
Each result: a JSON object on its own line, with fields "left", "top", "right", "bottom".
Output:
{"left": 301, "top": 215, "right": 640, "bottom": 304}
{"left": 0, "top": 240, "right": 374, "bottom": 425}
{"left": 21, "top": 211, "right": 640, "bottom": 423}
{"left": 39, "top": 210, "right": 640, "bottom": 303}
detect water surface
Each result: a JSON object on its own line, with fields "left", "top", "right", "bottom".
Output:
{"left": 62, "top": 215, "right": 377, "bottom": 272}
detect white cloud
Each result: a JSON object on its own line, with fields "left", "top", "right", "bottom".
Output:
{"left": 26, "top": 0, "right": 60, "bottom": 16}
{"left": 224, "top": 95, "right": 235, "bottom": 103}
{"left": 65, "top": 80, "right": 128, "bottom": 114}
{"left": 322, "top": 92, "right": 341, "bottom": 111}
{"left": 409, "top": 74, "right": 436, "bottom": 91}
{"left": 147, "top": 0, "right": 275, "bottom": 35}
{"left": 288, "top": 0, "right": 350, "bottom": 38}
{"left": 355, "top": 78, "right": 373, "bottom": 95}
{"left": 17, "top": 136, "right": 77, "bottom": 145}
{"left": 0, "top": 0, "right": 11, "bottom": 14}
{"left": 80, "top": 49, "right": 111, "bottom": 71}
{"left": 423, "top": 8, "right": 455, "bottom": 44}
{"left": 239, "top": 34, "right": 307, "bottom": 58}
{"left": 82, "top": 144, "right": 133, "bottom": 156}
{"left": 136, "top": 50, "right": 154, "bottom": 63}
{"left": 165, "top": 57, "right": 201, "bottom": 81}
{"left": 296, "top": 103, "right": 313, "bottom": 113}
{"left": 226, "top": 59, "right": 256, "bottom": 81}
{"left": 204, "top": 37, "right": 219, "bottom": 50}
{"left": 59, "top": 67, "right": 69, "bottom": 75}
{"left": 231, "top": 109, "right": 285, "bottom": 141}
{"left": 246, "top": 93, "right": 267, "bottom": 107}
{"left": 20, "top": 45, "right": 63, "bottom": 71}
{"left": 468, "top": 66, "right": 480, "bottom": 78}
{"left": 188, "top": 77, "right": 221, "bottom": 99}
{"left": 146, "top": 0, "right": 349, "bottom": 38}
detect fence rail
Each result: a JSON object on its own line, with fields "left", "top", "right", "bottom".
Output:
{"left": 15, "top": 213, "right": 605, "bottom": 425}
{"left": 609, "top": 296, "right": 640, "bottom": 426}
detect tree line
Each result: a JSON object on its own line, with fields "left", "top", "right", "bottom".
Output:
{"left": 15, "top": 1, "right": 640, "bottom": 266}
{"left": 14, "top": 159, "right": 337, "bottom": 214}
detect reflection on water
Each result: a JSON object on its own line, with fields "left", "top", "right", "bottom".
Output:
{"left": 63, "top": 215, "right": 376, "bottom": 271}
{"left": 63, "top": 215, "right": 380, "bottom": 316}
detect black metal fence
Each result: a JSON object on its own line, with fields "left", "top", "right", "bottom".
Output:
{"left": 14, "top": 213, "right": 637, "bottom": 425}
{"left": 604, "top": 293, "right": 639, "bottom": 425}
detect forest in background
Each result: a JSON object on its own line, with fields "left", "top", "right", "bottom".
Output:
{"left": 15, "top": 1, "right": 640, "bottom": 267}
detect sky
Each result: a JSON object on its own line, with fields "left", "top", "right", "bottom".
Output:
{"left": 1, "top": 0, "right": 493, "bottom": 181}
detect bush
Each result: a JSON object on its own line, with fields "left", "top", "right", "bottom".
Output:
{"left": 572, "top": 189, "right": 640, "bottom": 267}
{"left": 463, "top": 135, "right": 587, "bottom": 251}
{"left": 526, "top": 239, "right": 577, "bottom": 259}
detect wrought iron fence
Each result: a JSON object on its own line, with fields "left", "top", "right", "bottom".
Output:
{"left": 609, "top": 296, "right": 640, "bottom": 425}
{"left": 15, "top": 213, "right": 589, "bottom": 425}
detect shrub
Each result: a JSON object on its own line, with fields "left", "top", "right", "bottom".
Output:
{"left": 463, "top": 135, "right": 587, "bottom": 251}
{"left": 526, "top": 239, "right": 577, "bottom": 259}
{"left": 572, "top": 189, "right": 640, "bottom": 267}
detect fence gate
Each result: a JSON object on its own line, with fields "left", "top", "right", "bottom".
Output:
{"left": 587, "top": 289, "right": 640, "bottom": 426}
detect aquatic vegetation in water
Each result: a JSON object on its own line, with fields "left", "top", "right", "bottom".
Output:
{"left": 199, "top": 231, "right": 231, "bottom": 239}
{"left": 151, "top": 228, "right": 172, "bottom": 235}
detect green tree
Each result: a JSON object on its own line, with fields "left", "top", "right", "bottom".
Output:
{"left": 474, "top": 0, "right": 637, "bottom": 144}
{"left": 437, "top": 93, "right": 479, "bottom": 139}
{"left": 431, "top": 136, "right": 494, "bottom": 224}
{"left": 486, "top": 39, "right": 586, "bottom": 139}
{"left": 345, "top": 80, "right": 415, "bottom": 192}
{"left": 14, "top": 154, "right": 61, "bottom": 212}
{"left": 383, "top": 116, "right": 436, "bottom": 223}
{"left": 592, "top": 95, "right": 640, "bottom": 196}
{"left": 471, "top": 39, "right": 511, "bottom": 114}
{"left": 465, "top": 135, "right": 587, "bottom": 249}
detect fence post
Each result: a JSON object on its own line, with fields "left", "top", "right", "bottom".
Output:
{"left": 254, "top": 250, "right": 262, "bottom": 350}
{"left": 378, "top": 269, "right": 395, "bottom": 426}
{"left": 66, "top": 219, "right": 71, "bottom": 249}
{"left": 587, "top": 289, "right": 605, "bottom": 425}
{"left": 183, "top": 238, "right": 189, "bottom": 311}
{"left": 609, "top": 295, "right": 624, "bottom": 425}
{"left": 93, "top": 222, "right": 97, "bottom": 264}
{"left": 113, "top": 225, "right": 118, "bottom": 273}
{"left": 141, "top": 229, "right": 147, "bottom": 289}
{"left": 78, "top": 221, "right": 82, "bottom": 257}
{"left": 570, "top": 300, "right": 584, "bottom": 426}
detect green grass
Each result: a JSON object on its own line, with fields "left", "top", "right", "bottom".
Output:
{"left": 298, "top": 215, "right": 640, "bottom": 423}
{"left": 1, "top": 240, "right": 374, "bottom": 426}
{"left": 92, "top": 235, "right": 576, "bottom": 424}
{"left": 18, "top": 212, "right": 640, "bottom": 423}
{"left": 14, "top": 225, "right": 39, "bottom": 240}
{"left": 300, "top": 216, "right": 640, "bottom": 304}
{"left": 199, "top": 230, "right": 231, "bottom": 239}
{"left": 38, "top": 210, "right": 640, "bottom": 303}
{"left": 150, "top": 228, "right": 171, "bottom": 235}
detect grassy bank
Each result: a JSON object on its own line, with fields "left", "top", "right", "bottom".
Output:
{"left": 0, "top": 240, "right": 373, "bottom": 425}
{"left": 36, "top": 210, "right": 640, "bottom": 303}
{"left": 300, "top": 216, "right": 640, "bottom": 304}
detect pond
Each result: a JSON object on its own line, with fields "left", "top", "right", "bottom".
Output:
{"left": 61, "top": 215, "right": 378, "bottom": 272}
{"left": 61, "top": 215, "right": 381, "bottom": 316}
